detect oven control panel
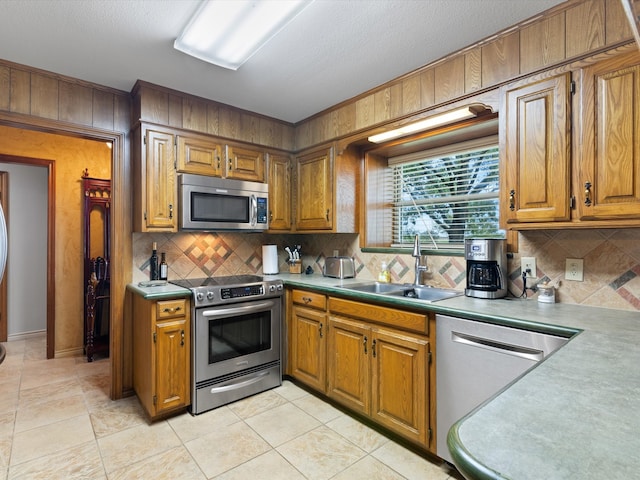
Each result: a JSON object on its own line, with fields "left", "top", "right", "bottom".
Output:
{"left": 221, "top": 285, "right": 264, "bottom": 299}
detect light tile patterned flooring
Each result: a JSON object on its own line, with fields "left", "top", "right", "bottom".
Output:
{"left": 0, "top": 335, "right": 460, "bottom": 480}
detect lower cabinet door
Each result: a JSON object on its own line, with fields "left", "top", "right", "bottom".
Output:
{"left": 327, "top": 316, "right": 371, "bottom": 415}
{"left": 155, "top": 318, "right": 190, "bottom": 413}
{"left": 290, "top": 305, "right": 327, "bottom": 391}
{"left": 371, "top": 327, "right": 429, "bottom": 446}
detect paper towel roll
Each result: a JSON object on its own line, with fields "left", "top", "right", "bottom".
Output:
{"left": 262, "top": 244, "right": 279, "bottom": 274}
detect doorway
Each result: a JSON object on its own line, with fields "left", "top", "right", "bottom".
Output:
{"left": 0, "top": 156, "right": 54, "bottom": 356}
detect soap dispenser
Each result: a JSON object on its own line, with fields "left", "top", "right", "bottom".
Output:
{"left": 378, "top": 261, "right": 391, "bottom": 283}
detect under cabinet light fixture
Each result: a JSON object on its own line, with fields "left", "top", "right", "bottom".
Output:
{"left": 174, "top": 0, "right": 314, "bottom": 71}
{"left": 367, "top": 106, "right": 485, "bottom": 144}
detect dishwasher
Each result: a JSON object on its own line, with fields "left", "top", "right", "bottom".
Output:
{"left": 436, "top": 314, "right": 568, "bottom": 464}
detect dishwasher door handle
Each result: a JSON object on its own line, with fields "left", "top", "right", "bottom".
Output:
{"left": 451, "top": 331, "right": 545, "bottom": 362}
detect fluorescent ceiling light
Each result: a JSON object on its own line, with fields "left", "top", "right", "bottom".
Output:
{"left": 175, "top": 0, "right": 314, "bottom": 70}
{"left": 368, "top": 106, "right": 483, "bottom": 144}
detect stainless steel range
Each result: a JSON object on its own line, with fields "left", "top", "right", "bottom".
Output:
{"left": 171, "top": 275, "right": 284, "bottom": 415}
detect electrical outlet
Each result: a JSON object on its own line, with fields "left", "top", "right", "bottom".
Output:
{"left": 565, "top": 258, "right": 584, "bottom": 281}
{"left": 521, "top": 257, "right": 536, "bottom": 278}
{"left": 333, "top": 250, "right": 339, "bottom": 257}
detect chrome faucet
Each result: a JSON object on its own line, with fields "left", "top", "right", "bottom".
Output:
{"left": 412, "top": 234, "right": 428, "bottom": 286}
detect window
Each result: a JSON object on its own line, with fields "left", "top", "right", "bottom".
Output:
{"left": 389, "top": 137, "right": 502, "bottom": 250}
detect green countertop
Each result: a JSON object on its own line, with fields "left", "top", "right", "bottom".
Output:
{"left": 272, "top": 273, "right": 640, "bottom": 480}
{"left": 126, "top": 281, "right": 191, "bottom": 300}
{"left": 128, "top": 273, "right": 640, "bottom": 479}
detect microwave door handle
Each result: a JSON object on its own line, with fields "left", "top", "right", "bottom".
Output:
{"left": 202, "top": 300, "right": 276, "bottom": 319}
{"left": 250, "top": 194, "right": 257, "bottom": 226}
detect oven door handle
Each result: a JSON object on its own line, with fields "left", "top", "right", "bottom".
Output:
{"left": 209, "top": 370, "right": 271, "bottom": 394}
{"left": 202, "top": 300, "right": 276, "bottom": 318}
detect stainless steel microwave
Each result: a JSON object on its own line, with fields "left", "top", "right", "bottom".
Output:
{"left": 178, "top": 174, "right": 269, "bottom": 231}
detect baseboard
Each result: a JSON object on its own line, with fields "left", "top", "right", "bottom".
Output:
{"left": 55, "top": 347, "right": 84, "bottom": 358}
{"left": 7, "top": 330, "right": 45, "bottom": 342}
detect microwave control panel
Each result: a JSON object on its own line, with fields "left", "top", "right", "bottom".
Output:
{"left": 257, "top": 197, "right": 268, "bottom": 224}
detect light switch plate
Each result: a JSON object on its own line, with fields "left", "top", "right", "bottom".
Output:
{"left": 565, "top": 258, "right": 584, "bottom": 281}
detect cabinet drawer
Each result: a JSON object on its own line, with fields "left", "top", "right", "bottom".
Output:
{"left": 328, "top": 297, "right": 429, "bottom": 335}
{"left": 156, "top": 299, "right": 187, "bottom": 319}
{"left": 291, "top": 289, "right": 326, "bottom": 310}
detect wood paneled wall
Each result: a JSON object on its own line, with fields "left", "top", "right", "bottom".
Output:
{"left": 0, "top": 61, "right": 130, "bottom": 133}
{"left": 295, "top": 0, "right": 633, "bottom": 150}
{"left": 132, "top": 81, "right": 295, "bottom": 151}
{"left": 0, "top": 59, "right": 132, "bottom": 399}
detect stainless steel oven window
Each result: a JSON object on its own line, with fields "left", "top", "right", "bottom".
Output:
{"left": 208, "top": 310, "right": 271, "bottom": 363}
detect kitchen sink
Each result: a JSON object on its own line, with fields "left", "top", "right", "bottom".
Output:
{"left": 339, "top": 282, "right": 462, "bottom": 303}
{"left": 393, "top": 285, "right": 463, "bottom": 302}
{"left": 339, "top": 282, "right": 406, "bottom": 294}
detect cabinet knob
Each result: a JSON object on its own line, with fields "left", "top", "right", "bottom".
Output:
{"left": 326, "top": 209, "right": 330, "bottom": 221}
{"left": 169, "top": 204, "right": 173, "bottom": 219}
{"left": 363, "top": 336, "right": 368, "bottom": 354}
{"left": 584, "top": 181, "right": 592, "bottom": 206}
{"left": 181, "top": 329, "right": 185, "bottom": 346}
{"left": 162, "top": 306, "right": 181, "bottom": 314}
{"left": 302, "top": 296, "right": 312, "bottom": 304}
{"left": 269, "top": 210, "right": 273, "bottom": 222}
{"left": 509, "top": 190, "right": 515, "bottom": 211}
{"left": 372, "top": 339, "right": 377, "bottom": 358}
{"left": 319, "top": 322, "right": 323, "bottom": 338}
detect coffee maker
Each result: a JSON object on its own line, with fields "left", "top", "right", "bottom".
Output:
{"left": 464, "top": 238, "right": 507, "bottom": 299}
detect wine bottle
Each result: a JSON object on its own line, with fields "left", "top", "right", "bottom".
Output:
{"left": 159, "top": 252, "right": 168, "bottom": 281}
{"left": 150, "top": 242, "right": 159, "bottom": 280}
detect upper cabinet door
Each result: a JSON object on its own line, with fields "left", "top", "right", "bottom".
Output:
{"left": 295, "top": 146, "right": 333, "bottom": 230}
{"left": 501, "top": 73, "right": 571, "bottom": 224}
{"left": 144, "top": 129, "right": 177, "bottom": 231}
{"left": 176, "top": 134, "right": 223, "bottom": 176}
{"left": 575, "top": 51, "right": 640, "bottom": 220}
{"left": 225, "top": 145, "right": 265, "bottom": 182}
{"left": 267, "top": 153, "right": 292, "bottom": 231}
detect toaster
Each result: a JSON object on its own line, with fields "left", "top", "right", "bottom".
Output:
{"left": 323, "top": 256, "right": 356, "bottom": 279}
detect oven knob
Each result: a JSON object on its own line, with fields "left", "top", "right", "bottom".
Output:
{"left": 196, "top": 292, "right": 204, "bottom": 302}
{"left": 269, "top": 285, "right": 276, "bottom": 292}
{"left": 207, "top": 291, "right": 215, "bottom": 300}
{"left": 277, "top": 284, "right": 283, "bottom": 291}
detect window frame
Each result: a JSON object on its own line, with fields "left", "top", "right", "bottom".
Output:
{"left": 361, "top": 117, "right": 501, "bottom": 255}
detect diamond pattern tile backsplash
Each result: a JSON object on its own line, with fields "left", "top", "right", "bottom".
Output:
{"left": 133, "top": 228, "right": 640, "bottom": 311}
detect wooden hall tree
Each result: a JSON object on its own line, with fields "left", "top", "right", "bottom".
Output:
{"left": 82, "top": 171, "right": 111, "bottom": 362}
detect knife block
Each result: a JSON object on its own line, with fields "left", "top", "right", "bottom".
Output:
{"left": 289, "top": 260, "right": 302, "bottom": 274}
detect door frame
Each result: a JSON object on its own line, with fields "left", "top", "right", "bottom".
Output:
{"left": 0, "top": 155, "right": 55, "bottom": 356}
{"left": 0, "top": 116, "right": 129, "bottom": 401}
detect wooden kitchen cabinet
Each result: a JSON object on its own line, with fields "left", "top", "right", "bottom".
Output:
{"left": 370, "top": 326, "right": 429, "bottom": 446}
{"left": 575, "top": 50, "right": 640, "bottom": 220}
{"left": 501, "top": 73, "right": 572, "bottom": 224}
{"left": 326, "top": 316, "right": 370, "bottom": 415}
{"left": 288, "top": 289, "right": 327, "bottom": 392}
{"left": 176, "top": 136, "right": 264, "bottom": 182}
{"left": 293, "top": 143, "right": 359, "bottom": 232}
{"left": 267, "top": 153, "right": 292, "bottom": 231}
{"left": 327, "top": 297, "right": 431, "bottom": 448}
{"left": 225, "top": 144, "right": 266, "bottom": 182}
{"left": 132, "top": 295, "right": 191, "bottom": 420}
{"left": 133, "top": 127, "right": 178, "bottom": 232}
{"left": 176, "top": 133, "right": 223, "bottom": 176}
{"left": 295, "top": 145, "right": 333, "bottom": 230}
{"left": 501, "top": 50, "right": 640, "bottom": 231}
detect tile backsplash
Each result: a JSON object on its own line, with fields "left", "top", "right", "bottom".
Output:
{"left": 133, "top": 228, "right": 640, "bottom": 311}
